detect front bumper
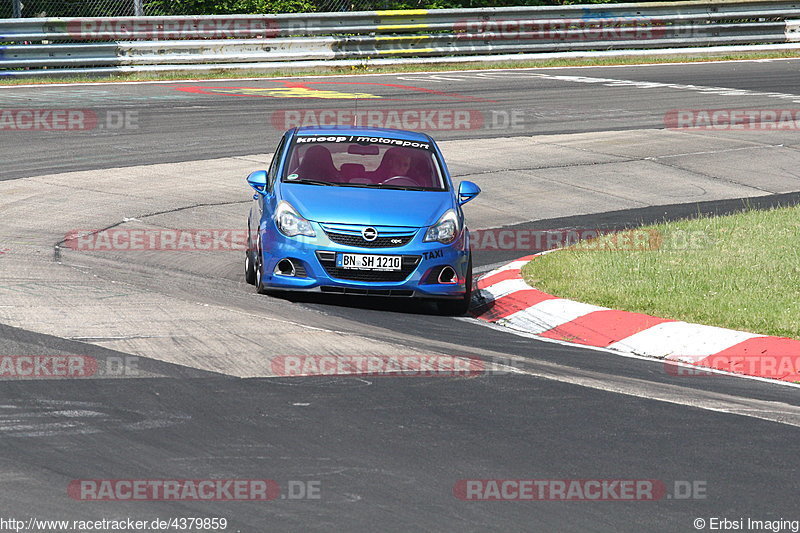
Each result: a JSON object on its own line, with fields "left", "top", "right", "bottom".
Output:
{"left": 259, "top": 223, "right": 470, "bottom": 299}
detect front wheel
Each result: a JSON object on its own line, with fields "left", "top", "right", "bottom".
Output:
{"left": 245, "top": 249, "right": 257, "bottom": 286}
{"left": 437, "top": 257, "right": 473, "bottom": 316}
{"left": 255, "top": 247, "right": 270, "bottom": 295}
{"left": 245, "top": 223, "right": 257, "bottom": 285}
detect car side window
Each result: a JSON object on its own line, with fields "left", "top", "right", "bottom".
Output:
{"left": 267, "top": 136, "right": 286, "bottom": 192}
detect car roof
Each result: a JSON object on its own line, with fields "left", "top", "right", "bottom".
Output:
{"left": 293, "top": 126, "right": 432, "bottom": 143}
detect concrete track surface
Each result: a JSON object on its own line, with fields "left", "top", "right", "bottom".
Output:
{"left": 1, "top": 60, "right": 799, "bottom": 532}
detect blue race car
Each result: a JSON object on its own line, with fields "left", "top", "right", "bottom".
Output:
{"left": 244, "top": 126, "right": 480, "bottom": 315}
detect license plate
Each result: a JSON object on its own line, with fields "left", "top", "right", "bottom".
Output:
{"left": 337, "top": 253, "right": 402, "bottom": 271}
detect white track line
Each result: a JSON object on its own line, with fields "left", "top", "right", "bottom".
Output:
{"left": 3, "top": 56, "right": 800, "bottom": 89}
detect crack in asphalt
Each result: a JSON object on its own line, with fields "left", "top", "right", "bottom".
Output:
{"left": 52, "top": 199, "right": 250, "bottom": 262}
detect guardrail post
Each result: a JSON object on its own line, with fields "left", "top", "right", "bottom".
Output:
{"left": 12, "top": 0, "right": 22, "bottom": 17}
{"left": 134, "top": 0, "right": 143, "bottom": 16}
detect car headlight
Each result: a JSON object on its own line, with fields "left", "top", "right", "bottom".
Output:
{"left": 274, "top": 201, "right": 316, "bottom": 238}
{"left": 424, "top": 209, "right": 460, "bottom": 244}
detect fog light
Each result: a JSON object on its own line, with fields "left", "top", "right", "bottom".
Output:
{"left": 438, "top": 266, "right": 457, "bottom": 284}
{"left": 274, "top": 259, "right": 296, "bottom": 277}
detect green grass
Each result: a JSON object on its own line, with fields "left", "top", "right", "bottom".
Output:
{"left": 0, "top": 49, "right": 797, "bottom": 85}
{"left": 521, "top": 204, "right": 800, "bottom": 339}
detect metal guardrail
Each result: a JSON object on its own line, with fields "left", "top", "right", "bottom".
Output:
{"left": 2, "top": 0, "right": 800, "bottom": 76}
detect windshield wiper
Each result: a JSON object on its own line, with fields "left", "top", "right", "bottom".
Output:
{"left": 341, "top": 183, "right": 418, "bottom": 191}
{"left": 287, "top": 179, "right": 339, "bottom": 186}
{"left": 374, "top": 185, "right": 421, "bottom": 191}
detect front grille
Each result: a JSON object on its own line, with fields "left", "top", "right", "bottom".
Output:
{"left": 317, "top": 253, "right": 421, "bottom": 282}
{"left": 422, "top": 265, "right": 448, "bottom": 284}
{"left": 292, "top": 260, "right": 307, "bottom": 278}
{"left": 274, "top": 258, "right": 307, "bottom": 278}
{"left": 325, "top": 231, "right": 414, "bottom": 248}
{"left": 321, "top": 286, "right": 415, "bottom": 297}
{"left": 324, "top": 269, "right": 411, "bottom": 282}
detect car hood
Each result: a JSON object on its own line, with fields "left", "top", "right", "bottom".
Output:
{"left": 280, "top": 185, "right": 453, "bottom": 227}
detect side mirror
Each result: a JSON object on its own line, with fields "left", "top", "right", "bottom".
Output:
{"left": 458, "top": 181, "right": 481, "bottom": 206}
{"left": 247, "top": 170, "right": 268, "bottom": 195}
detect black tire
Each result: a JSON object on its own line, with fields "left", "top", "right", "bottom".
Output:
{"left": 254, "top": 240, "right": 270, "bottom": 295}
{"left": 437, "top": 256, "right": 473, "bottom": 316}
{"left": 245, "top": 246, "right": 257, "bottom": 286}
{"left": 245, "top": 222, "right": 257, "bottom": 285}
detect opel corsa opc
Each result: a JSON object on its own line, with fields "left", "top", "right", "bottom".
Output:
{"left": 244, "top": 126, "right": 480, "bottom": 314}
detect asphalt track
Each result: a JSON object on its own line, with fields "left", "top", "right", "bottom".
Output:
{"left": 1, "top": 60, "right": 800, "bottom": 532}
{"left": 3, "top": 59, "right": 800, "bottom": 179}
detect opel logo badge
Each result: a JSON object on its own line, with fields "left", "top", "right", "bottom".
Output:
{"left": 362, "top": 227, "right": 378, "bottom": 241}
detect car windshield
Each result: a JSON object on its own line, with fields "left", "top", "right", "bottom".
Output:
{"left": 282, "top": 135, "right": 447, "bottom": 191}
